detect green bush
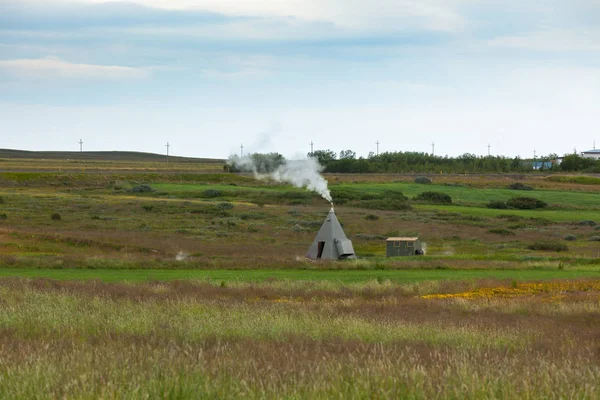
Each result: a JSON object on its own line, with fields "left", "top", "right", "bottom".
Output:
{"left": 527, "top": 240, "right": 568, "bottom": 252}
{"left": 0, "top": 196, "right": 4, "bottom": 204}
{"left": 0, "top": 213, "right": 6, "bottom": 220}
{"left": 487, "top": 200, "right": 508, "bottom": 209}
{"left": 51, "top": 213, "right": 61, "bottom": 221}
{"left": 508, "top": 182, "right": 533, "bottom": 190}
{"left": 506, "top": 197, "right": 547, "bottom": 210}
{"left": 414, "top": 176, "right": 432, "bottom": 184}
{"left": 142, "top": 204, "right": 154, "bottom": 212}
{"left": 202, "top": 189, "right": 222, "bottom": 198}
{"left": 589, "top": 236, "right": 600, "bottom": 242}
{"left": 130, "top": 185, "right": 154, "bottom": 193}
{"left": 358, "top": 199, "right": 412, "bottom": 211}
{"left": 364, "top": 214, "right": 380, "bottom": 221}
{"left": 497, "top": 214, "right": 523, "bottom": 222}
{"left": 414, "top": 191, "right": 452, "bottom": 204}
{"left": 113, "top": 180, "right": 132, "bottom": 191}
{"left": 488, "top": 228, "right": 515, "bottom": 236}
{"left": 217, "top": 202, "right": 234, "bottom": 210}
{"left": 354, "top": 234, "right": 387, "bottom": 240}
{"left": 564, "top": 234, "right": 577, "bottom": 241}
{"left": 578, "top": 220, "right": 597, "bottom": 227}
{"left": 239, "top": 212, "right": 267, "bottom": 220}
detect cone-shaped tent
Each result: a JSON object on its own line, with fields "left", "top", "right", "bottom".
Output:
{"left": 307, "top": 208, "right": 356, "bottom": 260}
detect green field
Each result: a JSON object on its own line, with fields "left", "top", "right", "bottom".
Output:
{"left": 0, "top": 267, "right": 598, "bottom": 283}
{"left": 1, "top": 167, "right": 600, "bottom": 398}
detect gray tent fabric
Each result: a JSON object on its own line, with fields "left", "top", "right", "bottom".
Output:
{"left": 307, "top": 208, "right": 356, "bottom": 260}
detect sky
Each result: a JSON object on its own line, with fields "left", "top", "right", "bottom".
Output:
{"left": 0, "top": 0, "right": 599, "bottom": 159}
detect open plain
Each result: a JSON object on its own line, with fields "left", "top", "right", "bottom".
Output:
{"left": 1, "top": 156, "right": 600, "bottom": 398}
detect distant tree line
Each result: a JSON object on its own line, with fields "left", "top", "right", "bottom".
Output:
{"left": 308, "top": 150, "right": 600, "bottom": 174}
{"left": 224, "top": 150, "right": 600, "bottom": 174}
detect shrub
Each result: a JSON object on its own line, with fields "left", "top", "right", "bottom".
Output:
{"left": 240, "top": 212, "right": 267, "bottom": 220}
{"left": 508, "top": 182, "right": 533, "bottom": 191}
{"left": 506, "top": 197, "right": 547, "bottom": 210}
{"left": 113, "top": 180, "right": 132, "bottom": 191}
{"left": 247, "top": 224, "right": 259, "bottom": 233}
{"left": 142, "top": 204, "right": 154, "bottom": 212}
{"left": 358, "top": 199, "right": 412, "bottom": 211}
{"left": 0, "top": 196, "right": 4, "bottom": 204}
{"left": 564, "top": 234, "right": 577, "bottom": 241}
{"left": 217, "top": 202, "right": 234, "bottom": 210}
{"left": 497, "top": 214, "right": 523, "bottom": 222}
{"left": 202, "top": 189, "right": 222, "bottom": 198}
{"left": 130, "top": 185, "right": 154, "bottom": 193}
{"left": 578, "top": 220, "right": 597, "bottom": 227}
{"left": 414, "top": 176, "right": 432, "bottom": 184}
{"left": 364, "top": 214, "right": 380, "bottom": 221}
{"left": 354, "top": 234, "right": 387, "bottom": 240}
{"left": 291, "top": 224, "right": 308, "bottom": 233}
{"left": 51, "top": 213, "right": 61, "bottom": 221}
{"left": 595, "top": 226, "right": 600, "bottom": 231}
{"left": 382, "top": 190, "right": 408, "bottom": 201}
{"left": 589, "top": 236, "right": 600, "bottom": 242}
{"left": 488, "top": 228, "right": 515, "bottom": 236}
{"left": 0, "top": 213, "right": 6, "bottom": 220}
{"left": 487, "top": 200, "right": 508, "bottom": 209}
{"left": 414, "top": 191, "right": 452, "bottom": 204}
{"left": 527, "top": 240, "right": 568, "bottom": 252}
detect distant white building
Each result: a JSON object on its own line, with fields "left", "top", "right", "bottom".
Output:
{"left": 581, "top": 149, "right": 600, "bottom": 160}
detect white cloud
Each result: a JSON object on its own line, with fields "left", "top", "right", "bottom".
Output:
{"left": 20, "top": 0, "right": 469, "bottom": 32}
{"left": 0, "top": 57, "right": 151, "bottom": 79}
{"left": 489, "top": 28, "right": 600, "bottom": 52}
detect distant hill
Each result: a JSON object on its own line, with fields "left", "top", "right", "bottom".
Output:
{"left": 0, "top": 149, "right": 224, "bottom": 163}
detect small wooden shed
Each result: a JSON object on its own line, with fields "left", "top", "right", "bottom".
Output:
{"left": 386, "top": 237, "right": 422, "bottom": 257}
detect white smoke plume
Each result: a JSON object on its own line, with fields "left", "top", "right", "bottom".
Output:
{"left": 229, "top": 155, "right": 333, "bottom": 204}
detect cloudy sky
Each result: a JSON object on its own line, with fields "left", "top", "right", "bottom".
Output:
{"left": 1, "top": 0, "right": 599, "bottom": 159}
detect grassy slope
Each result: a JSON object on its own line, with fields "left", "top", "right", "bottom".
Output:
{"left": 0, "top": 268, "right": 598, "bottom": 283}
{"left": 0, "top": 149, "right": 223, "bottom": 163}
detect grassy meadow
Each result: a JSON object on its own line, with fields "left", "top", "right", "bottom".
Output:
{"left": 0, "top": 157, "right": 600, "bottom": 397}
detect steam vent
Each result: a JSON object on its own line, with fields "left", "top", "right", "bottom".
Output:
{"left": 307, "top": 207, "right": 356, "bottom": 260}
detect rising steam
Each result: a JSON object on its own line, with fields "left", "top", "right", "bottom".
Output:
{"left": 228, "top": 155, "right": 333, "bottom": 203}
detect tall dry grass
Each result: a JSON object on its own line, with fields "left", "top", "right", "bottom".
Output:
{"left": 0, "top": 278, "right": 598, "bottom": 398}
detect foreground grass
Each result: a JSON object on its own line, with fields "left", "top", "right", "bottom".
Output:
{"left": 0, "top": 278, "right": 598, "bottom": 399}
{"left": 0, "top": 267, "right": 599, "bottom": 283}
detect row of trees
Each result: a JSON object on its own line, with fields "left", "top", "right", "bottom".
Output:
{"left": 308, "top": 150, "right": 600, "bottom": 173}
{"left": 224, "top": 151, "right": 600, "bottom": 174}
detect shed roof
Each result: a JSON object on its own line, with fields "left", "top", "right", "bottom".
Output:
{"left": 387, "top": 237, "right": 419, "bottom": 242}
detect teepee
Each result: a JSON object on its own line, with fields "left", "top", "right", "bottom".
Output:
{"left": 307, "top": 207, "right": 356, "bottom": 260}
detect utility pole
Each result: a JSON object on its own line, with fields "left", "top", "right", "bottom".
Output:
{"left": 166, "top": 142, "right": 170, "bottom": 165}
{"left": 431, "top": 142, "right": 435, "bottom": 156}
{"left": 310, "top": 141, "right": 314, "bottom": 155}
{"left": 79, "top": 139, "right": 83, "bottom": 152}
{"left": 487, "top": 144, "right": 491, "bottom": 156}
{"left": 533, "top": 149, "right": 536, "bottom": 159}
{"left": 240, "top": 143, "right": 244, "bottom": 158}
{"left": 376, "top": 141, "right": 380, "bottom": 156}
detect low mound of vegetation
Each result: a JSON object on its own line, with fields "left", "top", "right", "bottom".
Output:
{"left": 414, "top": 191, "right": 452, "bottom": 204}
{"left": 414, "top": 176, "right": 432, "bottom": 184}
{"left": 506, "top": 197, "right": 547, "bottom": 210}
{"left": 527, "top": 240, "right": 569, "bottom": 252}
{"left": 508, "top": 182, "right": 533, "bottom": 191}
